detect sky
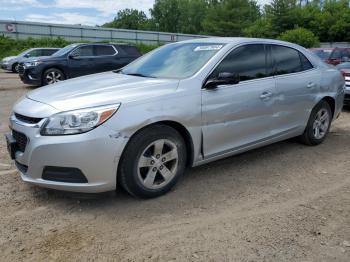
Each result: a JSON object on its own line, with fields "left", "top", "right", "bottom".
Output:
{"left": 0, "top": 0, "right": 272, "bottom": 27}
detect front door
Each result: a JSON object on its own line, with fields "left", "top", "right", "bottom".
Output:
{"left": 201, "top": 44, "right": 277, "bottom": 157}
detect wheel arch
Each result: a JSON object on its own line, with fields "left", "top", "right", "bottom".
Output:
{"left": 42, "top": 66, "right": 67, "bottom": 80}
{"left": 121, "top": 120, "right": 195, "bottom": 168}
{"left": 320, "top": 96, "right": 335, "bottom": 118}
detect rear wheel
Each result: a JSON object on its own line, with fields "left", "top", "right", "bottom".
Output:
{"left": 299, "top": 100, "right": 332, "bottom": 146}
{"left": 42, "top": 68, "right": 65, "bottom": 85}
{"left": 119, "top": 125, "right": 187, "bottom": 198}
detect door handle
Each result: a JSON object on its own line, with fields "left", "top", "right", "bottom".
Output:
{"left": 307, "top": 82, "right": 316, "bottom": 89}
{"left": 260, "top": 91, "right": 273, "bottom": 100}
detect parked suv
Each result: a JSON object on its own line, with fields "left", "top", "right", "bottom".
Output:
{"left": 326, "top": 48, "right": 350, "bottom": 65}
{"left": 6, "top": 38, "right": 345, "bottom": 198}
{"left": 18, "top": 43, "right": 141, "bottom": 86}
{"left": 1, "top": 48, "right": 59, "bottom": 73}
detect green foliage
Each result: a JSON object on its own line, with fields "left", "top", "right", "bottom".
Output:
{"left": 202, "top": 0, "right": 260, "bottom": 36}
{"left": 101, "top": 0, "right": 350, "bottom": 43}
{"left": 102, "top": 9, "right": 148, "bottom": 30}
{"left": 0, "top": 36, "right": 158, "bottom": 59}
{"left": 278, "top": 27, "right": 320, "bottom": 47}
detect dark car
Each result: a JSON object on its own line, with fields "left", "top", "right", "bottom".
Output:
{"left": 18, "top": 43, "right": 142, "bottom": 86}
{"left": 326, "top": 48, "right": 350, "bottom": 65}
{"left": 309, "top": 48, "right": 333, "bottom": 62}
{"left": 336, "top": 62, "right": 350, "bottom": 106}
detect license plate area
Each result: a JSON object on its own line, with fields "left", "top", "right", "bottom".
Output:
{"left": 5, "top": 133, "right": 18, "bottom": 160}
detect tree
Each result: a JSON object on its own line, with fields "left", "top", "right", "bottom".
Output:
{"left": 103, "top": 9, "right": 148, "bottom": 30}
{"left": 278, "top": 27, "right": 320, "bottom": 47}
{"left": 150, "top": 0, "right": 182, "bottom": 32}
{"left": 202, "top": 0, "right": 260, "bottom": 36}
{"left": 265, "top": 0, "right": 298, "bottom": 34}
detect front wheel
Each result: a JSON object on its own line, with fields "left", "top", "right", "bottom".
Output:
{"left": 42, "top": 68, "right": 65, "bottom": 85}
{"left": 12, "top": 63, "right": 19, "bottom": 73}
{"left": 118, "top": 125, "right": 187, "bottom": 198}
{"left": 299, "top": 100, "right": 332, "bottom": 146}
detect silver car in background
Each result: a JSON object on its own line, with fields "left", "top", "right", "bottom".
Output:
{"left": 6, "top": 38, "right": 345, "bottom": 198}
{"left": 1, "top": 48, "right": 59, "bottom": 73}
{"left": 336, "top": 62, "right": 350, "bottom": 106}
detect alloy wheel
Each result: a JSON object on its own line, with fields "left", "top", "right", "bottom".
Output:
{"left": 312, "top": 108, "right": 330, "bottom": 139}
{"left": 46, "top": 71, "right": 62, "bottom": 84}
{"left": 137, "top": 139, "right": 179, "bottom": 190}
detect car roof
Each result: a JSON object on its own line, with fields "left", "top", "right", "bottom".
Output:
{"left": 180, "top": 37, "right": 298, "bottom": 46}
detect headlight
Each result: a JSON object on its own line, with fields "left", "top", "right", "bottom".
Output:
{"left": 41, "top": 104, "right": 120, "bottom": 136}
{"left": 24, "top": 61, "right": 42, "bottom": 68}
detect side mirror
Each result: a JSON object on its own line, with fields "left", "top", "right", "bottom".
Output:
{"left": 205, "top": 72, "right": 240, "bottom": 89}
{"left": 24, "top": 54, "right": 30, "bottom": 58}
{"left": 68, "top": 52, "right": 78, "bottom": 59}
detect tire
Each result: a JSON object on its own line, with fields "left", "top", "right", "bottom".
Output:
{"left": 42, "top": 68, "right": 65, "bottom": 85}
{"left": 118, "top": 125, "right": 187, "bottom": 198}
{"left": 12, "top": 63, "right": 19, "bottom": 73}
{"left": 299, "top": 100, "right": 332, "bottom": 146}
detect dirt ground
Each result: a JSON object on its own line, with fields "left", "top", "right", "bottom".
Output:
{"left": 0, "top": 70, "right": 349, "bottom": 262}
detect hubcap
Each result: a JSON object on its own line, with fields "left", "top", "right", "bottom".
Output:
{"left": 15, "top": 64, "right": 19, "bottom": 72}
{"left": 137, "top": 139, "right": 179, "bottom": 190}
{"left": 46, "top": 71, "right": 62, "bottom": 84}
{"left": 313, "top": 108, "right": 329, "bottom": 139}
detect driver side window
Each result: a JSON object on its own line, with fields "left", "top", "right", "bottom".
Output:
{"left": 71, "top": 46, "right": 94, "bottom": 57}
{"left": 210, "top": 44, "right": 268, "bottom": 82}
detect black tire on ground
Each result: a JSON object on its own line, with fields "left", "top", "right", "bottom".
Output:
{"left": 118, "top": 125, "right": 187, "bottom": 198}
{"left": 42, "top": 68, "right": 65, "bottom": 86}
{"left": 299, "top": 100, "right": 332, "bottom": 146}
{"left": 12, "top": 63, "right": 19, "bottom": 73}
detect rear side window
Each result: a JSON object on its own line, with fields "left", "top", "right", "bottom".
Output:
{"left": 210, "top": 44, "right": 267, "bottom": 81}
{"left": 119, "top": 45, "right": 141, "bottom": 56}
{"left": 271, "top": 45, "right": 302, "bottom": 75}
{"left": 94, "top": 45, "right": 116, "bottom": 56}
{"left": 300, "top": 53, "right": 313, "bottom": 70}
{"left": 42, "top": 49, "right": 57, "bottom": 56}
{"left": 72, "top": 46, "right": 94, "bottom": 57}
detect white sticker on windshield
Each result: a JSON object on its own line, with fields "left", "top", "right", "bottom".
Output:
{"left": 194, "top": 45, "right": 223, "bottom": 52}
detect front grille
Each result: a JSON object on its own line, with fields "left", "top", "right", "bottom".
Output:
{"left": 12, "top": 130, "right": 28, "bottom": 152}
{"left": 15, "top": 113, "right": 43, "bottom": 124}
{"left": 18, "top": 64, "right": 25, "bottom": 75}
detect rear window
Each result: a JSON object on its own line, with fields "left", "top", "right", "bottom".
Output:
{"left": 330, "top": 49, "right": 350, "bottom": 59}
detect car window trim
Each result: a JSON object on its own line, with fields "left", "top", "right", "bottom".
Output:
{"left": 69, "top": 44, "right": 118, "bottom": 58}
{"left": 202, "top": 43, "right": 273, "bottom": 89}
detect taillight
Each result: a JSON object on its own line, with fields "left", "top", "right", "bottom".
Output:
{"left": 340, "top": 69, "right": 347, "bottom": 79}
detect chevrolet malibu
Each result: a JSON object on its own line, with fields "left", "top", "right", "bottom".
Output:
{"left": 6, "top": 38, "right": 345, "bottom": 198}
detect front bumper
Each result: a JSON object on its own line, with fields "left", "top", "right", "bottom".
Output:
{"left": 1, "top": 62, "right": 12, "bottom": 71}
{"left": 19, "top": 65, "right": 42, "bottom": 85}
{"left": 7, "top": 110, "right": 129, "bottom": 193}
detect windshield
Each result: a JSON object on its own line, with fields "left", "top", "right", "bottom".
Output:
{"left": 52, "top": 44, "right": 79, "bottom": 57}
{"left": 120, "top": 42, "right": 224, "bottom": 79}
{"left": 311, "top": 49, "right": 332, "bottom": 60}
{"left": 18, "top": 48, "right": 33, "bottom": 56}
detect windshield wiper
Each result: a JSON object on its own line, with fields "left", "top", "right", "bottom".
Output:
{"left": 114, "top": 70, "right": 156, "bottom": 78}
{"left": 125, "top": 73, "right": 156, "bottom": 78}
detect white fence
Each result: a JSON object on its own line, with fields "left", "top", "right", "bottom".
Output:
{"left": 0, "top": 20, "right": 209, "bottom": 44}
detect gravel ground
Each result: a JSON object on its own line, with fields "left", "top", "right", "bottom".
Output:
{"left": 0, "top": 71, "right": 349, "bottom": 262}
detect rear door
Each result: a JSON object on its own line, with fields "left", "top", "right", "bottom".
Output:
{"left": 201, "top": 44, "right": 277, "bottom": 157}
{"left": 93, "top": 44, "right": 120, "bottom": 72}
{"left": 270, "top": 44, "right": 320, "bottom": 135}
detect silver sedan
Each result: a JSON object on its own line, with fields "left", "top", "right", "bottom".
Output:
{"left": 6, "top": 38, "right": 345, "bottom": 198}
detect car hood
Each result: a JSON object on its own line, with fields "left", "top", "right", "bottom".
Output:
{"left": 20, "top": 56, "right": 50, "bottom": 63}
{"left": 2, "top": 56, "right": 17, "bottom": 62}
{"left": 27, "top": 71, "right": 180, "bottom": 111}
